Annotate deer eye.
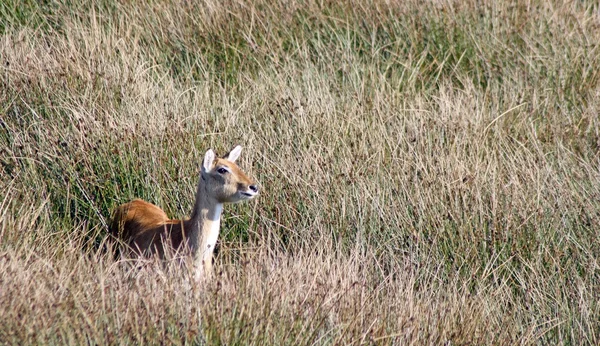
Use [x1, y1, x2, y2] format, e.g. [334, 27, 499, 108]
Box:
[217, 167, 229, 174]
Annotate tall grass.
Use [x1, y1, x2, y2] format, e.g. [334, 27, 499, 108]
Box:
[1, 0, 599, 344]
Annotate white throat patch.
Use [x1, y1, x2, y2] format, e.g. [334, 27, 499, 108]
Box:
[202, 203, 223, 258]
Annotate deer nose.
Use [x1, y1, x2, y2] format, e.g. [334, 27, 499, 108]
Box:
[249, 185, 259, 193]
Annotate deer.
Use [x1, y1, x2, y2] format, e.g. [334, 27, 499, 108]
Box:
[109, 145, 259, 281]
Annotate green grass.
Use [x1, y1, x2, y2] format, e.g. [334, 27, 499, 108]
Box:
[1, 0, 600, 344]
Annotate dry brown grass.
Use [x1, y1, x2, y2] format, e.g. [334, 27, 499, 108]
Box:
[1, 0, 599, 344]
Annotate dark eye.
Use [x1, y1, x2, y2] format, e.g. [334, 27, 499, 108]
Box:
[217, 167, 229, 174]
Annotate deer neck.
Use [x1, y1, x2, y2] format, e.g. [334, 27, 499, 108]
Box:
[187, 174, 223, 272]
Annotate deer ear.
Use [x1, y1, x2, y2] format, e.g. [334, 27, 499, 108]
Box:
[203, 149, 216, 172]
[225, 145, 242, 162]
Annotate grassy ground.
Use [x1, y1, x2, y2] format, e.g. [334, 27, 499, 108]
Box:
[1, 0, 599, 344]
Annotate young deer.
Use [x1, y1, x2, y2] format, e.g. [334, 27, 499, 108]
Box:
[109, 145, 259, 281]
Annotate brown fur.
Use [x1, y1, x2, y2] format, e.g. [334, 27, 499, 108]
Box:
[109, 199, 188, 257]
[109, 148, 258, 273]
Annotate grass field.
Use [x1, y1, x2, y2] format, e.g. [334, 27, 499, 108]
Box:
[1, 0, 599, 344]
